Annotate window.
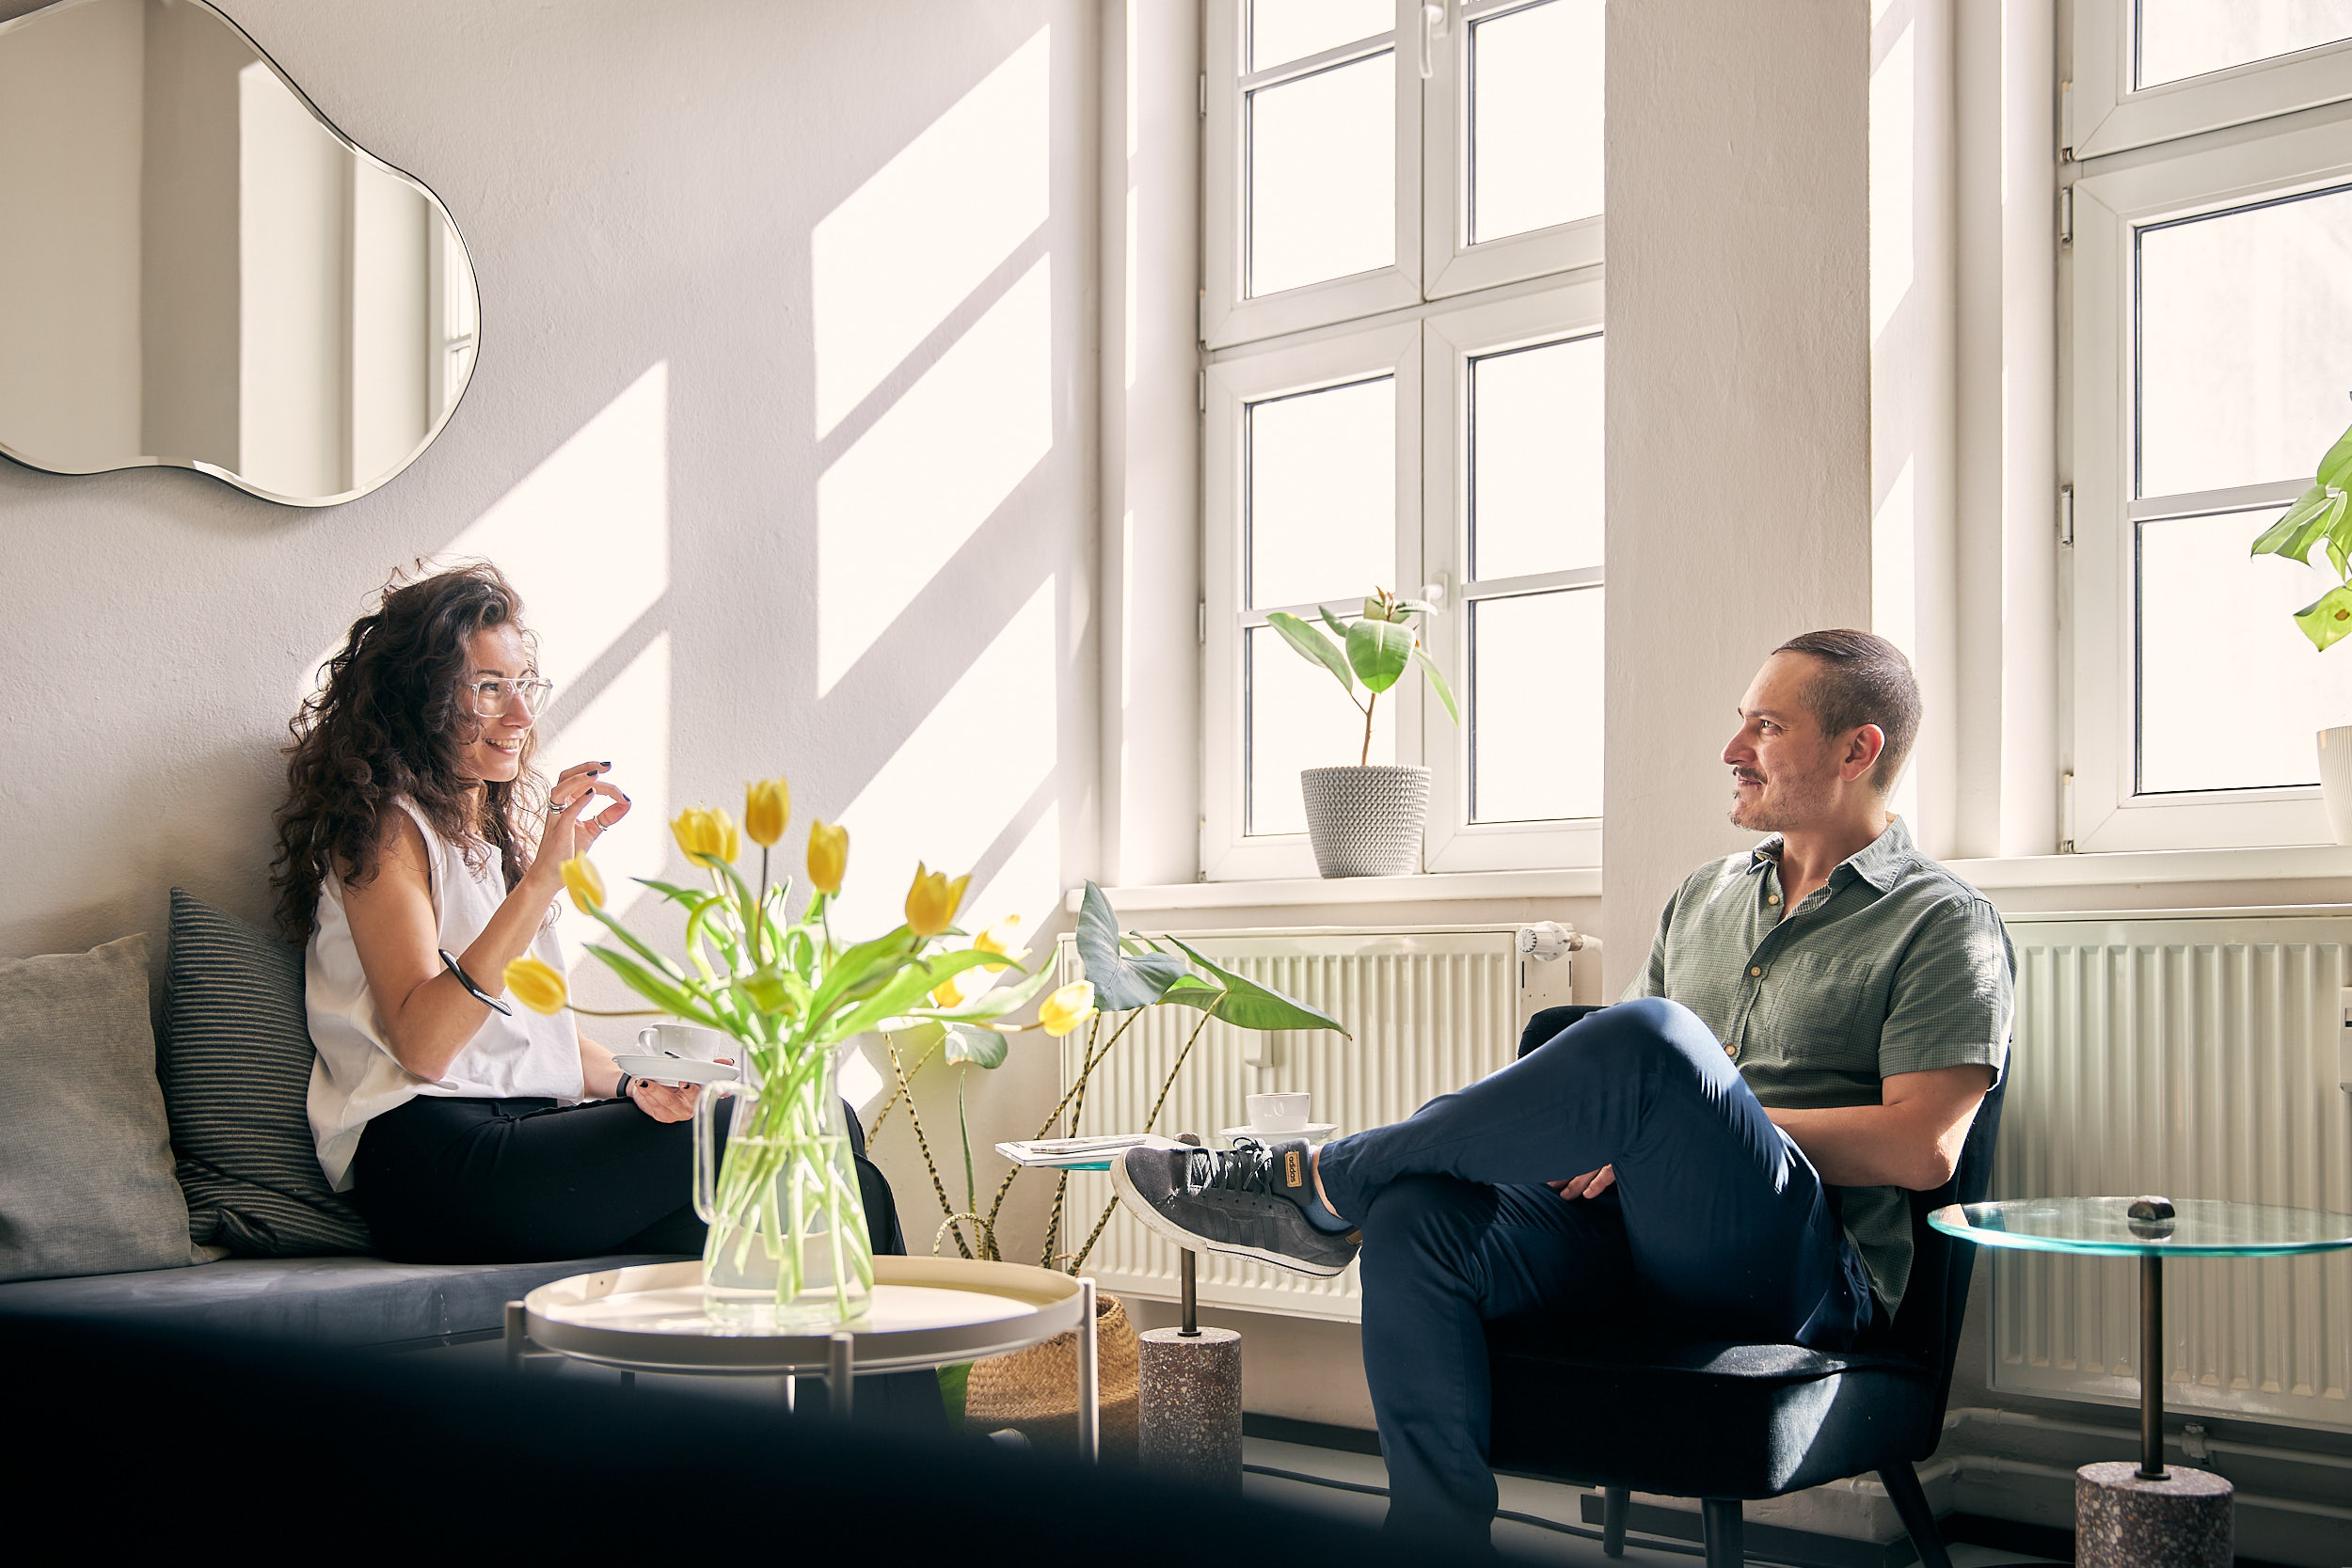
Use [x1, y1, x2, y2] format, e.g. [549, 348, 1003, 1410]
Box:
[1202, 1, 1604, 879]
[2067, 2, 2352, 850]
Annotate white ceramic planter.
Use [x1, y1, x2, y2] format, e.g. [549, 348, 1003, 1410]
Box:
[1300, 765, 1432, 878]
[2319, 727, 2352, 846]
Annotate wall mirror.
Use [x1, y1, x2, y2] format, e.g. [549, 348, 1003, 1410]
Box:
[0, 0, 480, 506]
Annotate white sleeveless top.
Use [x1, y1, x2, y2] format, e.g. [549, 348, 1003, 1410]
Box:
[306, 798, 583, 1191]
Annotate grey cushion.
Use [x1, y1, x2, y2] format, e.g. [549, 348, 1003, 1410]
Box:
[0, 1253, 680, 1346]
[0, 934, 206, 1283]
[160, 889, 370, 1256]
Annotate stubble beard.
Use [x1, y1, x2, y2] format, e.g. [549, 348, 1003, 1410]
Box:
[1727, 768, 1835, 833]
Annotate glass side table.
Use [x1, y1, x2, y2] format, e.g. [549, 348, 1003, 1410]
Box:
[1929, 1196, 2352, 1567]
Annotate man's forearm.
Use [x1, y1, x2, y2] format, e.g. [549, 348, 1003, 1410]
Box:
[1766, 1103, 1945, 1190]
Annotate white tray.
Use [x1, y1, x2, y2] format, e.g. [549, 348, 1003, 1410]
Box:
[519, 1256, 1089, 1375]
[1216, 1123, 1338, 1145]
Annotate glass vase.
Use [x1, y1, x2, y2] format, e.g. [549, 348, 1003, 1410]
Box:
[692, 1046, 873, 1329]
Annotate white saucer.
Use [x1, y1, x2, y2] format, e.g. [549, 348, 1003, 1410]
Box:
[614, 1054, 739, 1086]
[1216, 1123, 1337, 1145]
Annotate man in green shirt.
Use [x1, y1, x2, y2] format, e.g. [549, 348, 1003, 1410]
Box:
[1114, 629, 2013, 1547]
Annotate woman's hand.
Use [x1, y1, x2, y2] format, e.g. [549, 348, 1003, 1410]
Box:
[1549, 1164, 1615, 1202]
[627, 1077, 701, 1123]
[530, 762, 630, 881]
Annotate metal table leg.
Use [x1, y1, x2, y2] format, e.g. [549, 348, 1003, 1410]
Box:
[1077, 1277, 1100, 1465]
[828, 1332, 854, 1420]
[2137, 1253, 2165, 1480]
[503, 1300, 527, 1373]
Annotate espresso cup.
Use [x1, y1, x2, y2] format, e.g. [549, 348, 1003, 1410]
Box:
[1247, 1091, 1312, 1132]
[637, 1022, 731, 1063]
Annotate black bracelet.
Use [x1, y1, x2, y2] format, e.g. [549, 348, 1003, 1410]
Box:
[439, 949, 514, 1016]
[615, 1072, 635, 1101]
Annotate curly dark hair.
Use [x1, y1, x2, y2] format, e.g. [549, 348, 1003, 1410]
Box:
[272, 561, 546, 938]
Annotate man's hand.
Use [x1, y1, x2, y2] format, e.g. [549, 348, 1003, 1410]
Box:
[1550, 1164, 1615, 1202]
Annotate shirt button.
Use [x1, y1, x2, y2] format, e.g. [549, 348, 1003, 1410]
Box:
[1749, 965, 1763, 977]
[1767, 894, 1781, 905]
[1724, 1043, 1737, 1056]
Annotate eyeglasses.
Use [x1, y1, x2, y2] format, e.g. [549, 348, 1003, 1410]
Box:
[461, 676, 555, 717]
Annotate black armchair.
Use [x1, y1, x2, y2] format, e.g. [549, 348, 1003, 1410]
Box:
[1484, 1005, 2005, 1568]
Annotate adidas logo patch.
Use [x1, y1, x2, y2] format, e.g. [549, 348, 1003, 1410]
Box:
[1284, 1149, 1302, 1187]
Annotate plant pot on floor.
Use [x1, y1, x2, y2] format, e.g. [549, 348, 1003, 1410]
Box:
[1301, 764, 1431, 878]
[2320, 726, 2352, 845]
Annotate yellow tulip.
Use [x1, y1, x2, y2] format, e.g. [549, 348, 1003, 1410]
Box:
[975, 914, 1027, 971]
[560, 854, 604, 914]
[904, 862, 971, 939]
[806, 818, 849, 895]
[930, 917, 1028, 1007]
[671, 805, 740, 865]
[744, 777, 790, 848]
[503, 957, 569, 1015]
[1038, 981, 1097, 1038]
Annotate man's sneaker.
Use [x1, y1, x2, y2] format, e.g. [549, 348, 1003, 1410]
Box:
[1109, 1137, 1359, 1276]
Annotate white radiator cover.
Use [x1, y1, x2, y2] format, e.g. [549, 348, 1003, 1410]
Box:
[1053, 927, 1532, 1323]
[1995, 915, 2352, 1433]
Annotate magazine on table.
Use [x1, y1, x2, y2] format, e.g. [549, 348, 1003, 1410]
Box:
[994, 1132, 1190, 1168]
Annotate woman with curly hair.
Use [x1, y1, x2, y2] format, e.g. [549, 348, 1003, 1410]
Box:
[275, 562, 706, 1263]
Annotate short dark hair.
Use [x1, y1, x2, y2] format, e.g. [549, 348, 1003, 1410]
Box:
[1771, 628, 1920, 792]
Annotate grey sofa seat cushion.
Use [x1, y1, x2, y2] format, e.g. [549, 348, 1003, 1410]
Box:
[0, 934, 208, 1283]
[0, 1253, 681, 1346]
[160, 889, 371, 1256]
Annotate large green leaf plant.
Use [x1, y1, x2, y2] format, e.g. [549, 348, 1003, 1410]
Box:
[1264, 586, 1460, 765]
[866, 881, 1347, 1275]
[2250, 417, 2352, 650]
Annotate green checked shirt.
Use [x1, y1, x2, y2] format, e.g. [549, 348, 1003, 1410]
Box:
[1623, 816, 2013, 1315]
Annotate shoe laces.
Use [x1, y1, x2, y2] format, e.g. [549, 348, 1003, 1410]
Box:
[1189, 1136, 1279, 1196]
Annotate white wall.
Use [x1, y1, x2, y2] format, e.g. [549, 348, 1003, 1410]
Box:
[1601, 0, 1875, 997]
[0, 0, 1101, 1259]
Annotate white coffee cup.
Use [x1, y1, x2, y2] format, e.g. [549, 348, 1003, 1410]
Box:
[1247, 1091, 1312, 1132]
[637, 1023, 731, 1063]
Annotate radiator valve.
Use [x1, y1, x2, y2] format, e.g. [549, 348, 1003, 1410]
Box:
[1517, 922, 1581, 961]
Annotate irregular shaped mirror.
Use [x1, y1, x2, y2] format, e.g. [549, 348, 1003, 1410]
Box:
[0, 0, 480, 506]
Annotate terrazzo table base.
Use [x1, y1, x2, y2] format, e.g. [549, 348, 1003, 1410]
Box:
[2074, 1462, 2232, 1568]
[1138, 1325, 1242, 1488]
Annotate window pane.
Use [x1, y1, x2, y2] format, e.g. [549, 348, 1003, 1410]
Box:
[1251, 0, 1392, 71]
[1470, 589, 1603, 822]
[1248, 54, 1395, 296]
[1470, 334, 1603, 579]
[2137, 510, 2352, 793]
[1469, 0, 1603, 245]
[2138, 183, 2352, 498]
[1248, 375, 1395, 608]
[2136, 0, 2352, 88]
[1248, 623, 1395, 835]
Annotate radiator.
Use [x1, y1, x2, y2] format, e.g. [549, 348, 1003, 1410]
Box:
[1994, 915, 2352, 1433]
[1052, 927, 1556, 1323]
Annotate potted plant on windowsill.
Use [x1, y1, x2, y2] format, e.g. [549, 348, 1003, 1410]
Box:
[2249, 414, 2352, 842]
[1265, 586, 1460, 878]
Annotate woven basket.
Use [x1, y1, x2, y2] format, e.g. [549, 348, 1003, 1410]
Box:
[1301, 764, 1431, 878]
[962, 1290, 1140, 1464]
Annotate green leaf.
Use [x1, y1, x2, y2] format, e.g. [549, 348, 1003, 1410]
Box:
[1317, 603, 1352, 643]
[808, 927, 920, 1020]
[914, 953, 1058, 1022]
[1392, 597, 1438, 616]
[943, 1022, 1009, 1069]
[1073, 881, 1190, 1010]
[2295, 582, 2352, 651]
[1164, 937, 1348, 1034]
[1266, 611, 1358, 695]
[633, 878, 722, 910]
[827, 947, 1033, 1041]
[1150, 973, 1230, 1012]
[2289, 490, 2349, 562]
[1413, 644, 1461, 725]
[1345, 616, 1414, 695]
[580, 943, 731, 1032]
[2318, 420, 2352, 492]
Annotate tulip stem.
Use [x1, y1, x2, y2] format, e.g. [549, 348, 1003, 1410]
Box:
[566, 1006, 670, 1018]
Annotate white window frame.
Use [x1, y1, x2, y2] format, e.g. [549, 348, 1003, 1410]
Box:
[2067, 113, 2352, 852]
[2068, 0, 2352, 161]
[1204, 325, 1425, 880]
[1420, 282, 1605, 871]
[1422, 0, 1604, 298]
[1203, 2, 1424, 350]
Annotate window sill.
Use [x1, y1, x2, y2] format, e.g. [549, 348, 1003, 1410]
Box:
[1065, 866, 1601, 916]
[1947, 841, 2352, 905]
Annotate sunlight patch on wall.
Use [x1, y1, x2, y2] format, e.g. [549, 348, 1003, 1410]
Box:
[816, 258, 1054, 694]
[811, 26, 1049, 438]
[546, 631, 670, 970]
[443, 362, 669, 693]
[1873, 456, 1920, 827]
[1868, 20, 1914, 347]
[831, 578, 1057, 934]
[967, 798, 1061, 941]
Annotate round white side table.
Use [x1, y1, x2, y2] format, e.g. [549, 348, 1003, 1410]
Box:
[503, 1255, 1103, 1462]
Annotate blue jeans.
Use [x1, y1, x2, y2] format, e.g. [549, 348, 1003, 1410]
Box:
[1314, 997, 1879, 1545]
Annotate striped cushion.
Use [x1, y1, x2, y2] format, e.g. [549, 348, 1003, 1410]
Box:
[159, 890, 370, 1256]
